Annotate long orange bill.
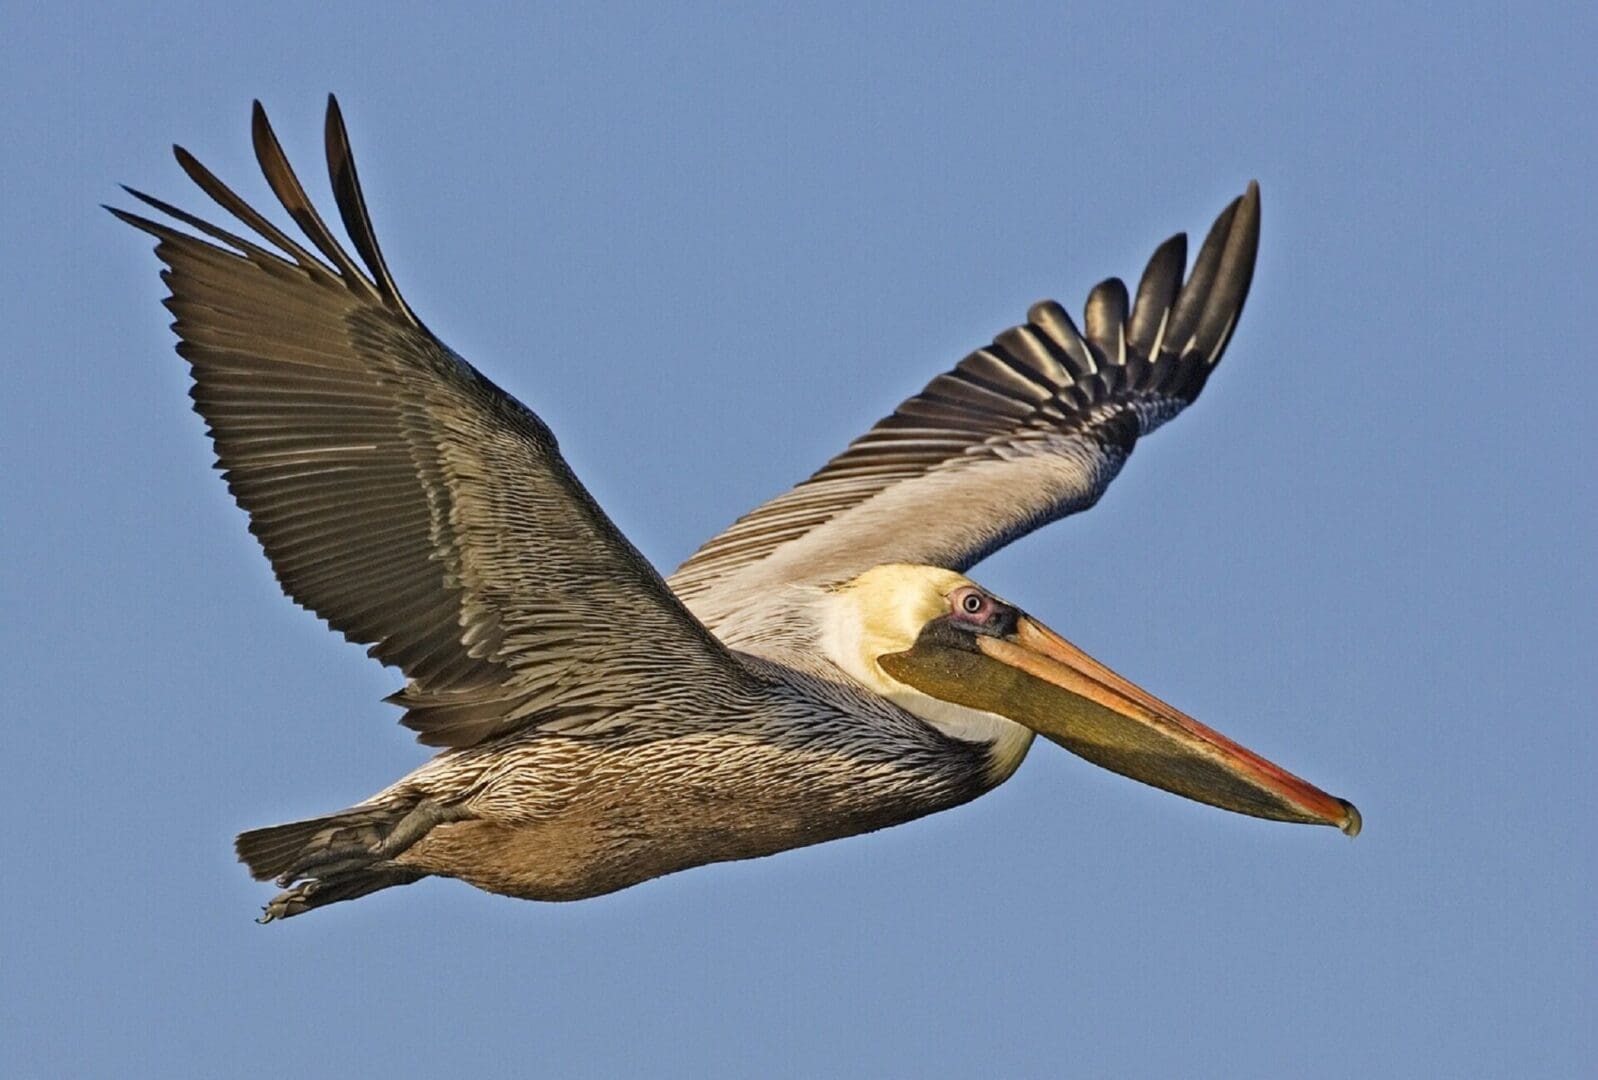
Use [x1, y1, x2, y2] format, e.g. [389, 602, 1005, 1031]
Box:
[882, 615, 1360, 834]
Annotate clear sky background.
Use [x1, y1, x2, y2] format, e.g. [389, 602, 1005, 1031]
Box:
[3, 4, 1592, 1077]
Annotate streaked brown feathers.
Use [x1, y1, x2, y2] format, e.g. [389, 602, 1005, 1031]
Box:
[113, 96, 757, 748]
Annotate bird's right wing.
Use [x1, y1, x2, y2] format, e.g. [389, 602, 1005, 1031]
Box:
[114, 97, 760, 748]
[670, 186, 1259, 626]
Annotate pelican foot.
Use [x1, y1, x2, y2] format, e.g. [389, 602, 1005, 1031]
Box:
[273, 798, 469, 887]
[258, 863, 427, 923]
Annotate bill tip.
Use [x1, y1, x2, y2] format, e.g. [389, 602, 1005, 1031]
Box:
[1337, 799, 1362, 838]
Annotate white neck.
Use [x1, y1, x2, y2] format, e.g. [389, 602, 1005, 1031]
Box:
[816, 589, 1034, 783]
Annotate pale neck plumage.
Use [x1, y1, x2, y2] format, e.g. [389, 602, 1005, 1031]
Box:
[681, 572, 1034, 785]
[812, 572, 1035, 784]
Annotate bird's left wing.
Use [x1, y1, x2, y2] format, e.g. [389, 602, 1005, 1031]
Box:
[114, 97, 761, 748]
[670, 186, 1260, 625]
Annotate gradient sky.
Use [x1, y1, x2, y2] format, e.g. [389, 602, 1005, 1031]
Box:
[4, 4, 1592, 1077]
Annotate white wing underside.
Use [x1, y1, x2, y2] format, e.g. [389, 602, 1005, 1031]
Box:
[676, 435, 1129, 632]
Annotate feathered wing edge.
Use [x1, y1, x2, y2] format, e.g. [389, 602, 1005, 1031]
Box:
[670, 183, 1261, 607]
[112, 97, 760, 748]
[108, 96, 525, 735]
[110, 96, 412, 323]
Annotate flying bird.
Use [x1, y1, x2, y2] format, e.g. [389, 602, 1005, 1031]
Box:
[114, 97, 1359, 921]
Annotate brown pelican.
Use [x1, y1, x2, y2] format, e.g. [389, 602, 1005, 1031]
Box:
[114, 97, 1359, 921]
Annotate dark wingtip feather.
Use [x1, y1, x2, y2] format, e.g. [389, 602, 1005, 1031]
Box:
[1126, 232, 1187, 355]
[169, 137, 336, 281]
[1163, 183, 1259, 367]
[1083, 277, 1129, 366]
[250, 98, 380, 298]
[104, 203, 149, 234]
[117, 183, 280, 262]
[323, 94, 419, 326]
[105, 202, 174, 241]
[1026, 299, 1098, 378]
[1189, 181, 1260, 365]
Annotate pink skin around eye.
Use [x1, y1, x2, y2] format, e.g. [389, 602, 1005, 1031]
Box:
[951, 588, 989, 619]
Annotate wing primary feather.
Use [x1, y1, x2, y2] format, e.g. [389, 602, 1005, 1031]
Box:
[992, 325, 1072, 386]
[250, 100, 381, 302]
[106, 203, 207, 250]
[1165, 189, 1244, 354]
[1026, 300, 1098, 377]
[120, 185, 283, 266]
[323, 94, 421, 326]
[1190, 180, 1260, 364]
[171, 143, 338, 284]
[1127, 233, 1187, 355]
[1083, 278, 1129, 367]
[955, 347, 1054, 403]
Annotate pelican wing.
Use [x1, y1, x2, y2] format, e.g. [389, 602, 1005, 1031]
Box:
[115, 98, 758, 748]
[671, 186, 1260, 618]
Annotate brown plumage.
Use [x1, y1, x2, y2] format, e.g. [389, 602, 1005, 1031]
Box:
[115, 98, 1345, 923]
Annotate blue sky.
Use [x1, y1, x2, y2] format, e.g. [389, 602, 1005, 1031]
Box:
[3, 4, 1592, 1077]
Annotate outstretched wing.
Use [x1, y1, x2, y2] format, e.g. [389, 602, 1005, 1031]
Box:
[115, 97, 759, 748]
[670, 186, 1260, 624]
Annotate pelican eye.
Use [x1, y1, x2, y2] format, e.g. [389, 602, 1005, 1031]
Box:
[951, 587, 996, 619]
[948, 586, 1017, 637]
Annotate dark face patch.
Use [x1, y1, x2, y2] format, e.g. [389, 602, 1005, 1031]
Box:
[911, 588, 1019, 651]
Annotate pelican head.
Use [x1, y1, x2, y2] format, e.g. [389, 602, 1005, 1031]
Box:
[821, 564, 1360, 834]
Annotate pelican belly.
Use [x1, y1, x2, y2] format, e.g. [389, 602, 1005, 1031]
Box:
[390, 721, 996, 901]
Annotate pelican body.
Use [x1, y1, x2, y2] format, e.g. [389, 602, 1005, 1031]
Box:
[115, 99, 1358, 921]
